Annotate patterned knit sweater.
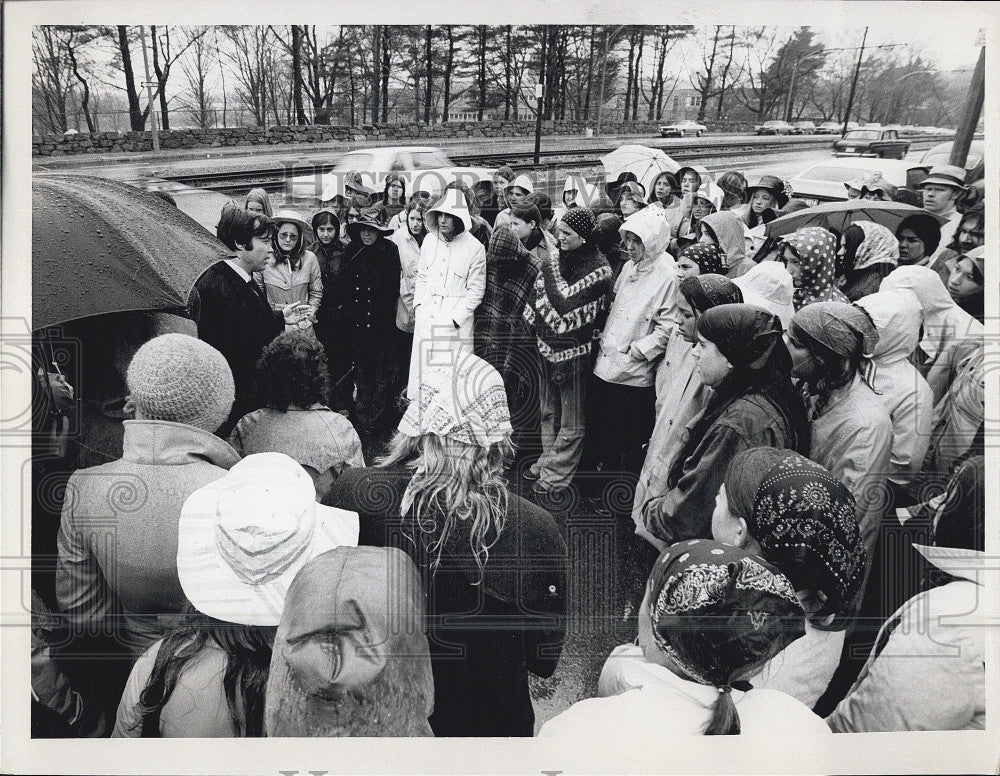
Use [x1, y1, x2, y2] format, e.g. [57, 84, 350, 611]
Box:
[523, 240, 613, 376]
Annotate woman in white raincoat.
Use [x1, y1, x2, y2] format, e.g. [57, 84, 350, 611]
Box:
[407, 188, 487, 399]
[879, 264, 984, 404]
[589, 208, 677, 504]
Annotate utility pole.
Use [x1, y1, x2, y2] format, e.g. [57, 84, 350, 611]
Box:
[949, 43, 985, 169]
[140, 25, 160, 152]
[841, 27, 868, 136]
[534, 27, 547, 164]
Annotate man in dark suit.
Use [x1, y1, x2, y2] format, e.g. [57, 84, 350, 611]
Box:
[189, 205, 308, 435]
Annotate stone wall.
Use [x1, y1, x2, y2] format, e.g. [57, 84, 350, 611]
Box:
[33, 119, 758, 157]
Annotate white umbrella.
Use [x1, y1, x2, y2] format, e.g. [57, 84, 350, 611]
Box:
[600, 144, 681, 194]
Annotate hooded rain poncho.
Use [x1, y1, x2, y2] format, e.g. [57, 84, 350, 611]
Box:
[856, 289, 934, 485]
[880, 264, 984, 403]
[594, 209, 677, 387]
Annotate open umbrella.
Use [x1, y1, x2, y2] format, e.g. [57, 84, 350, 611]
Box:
[600, 144, 680, 195]
[33, 174, 230, 330]
[764, 199, 948, 240]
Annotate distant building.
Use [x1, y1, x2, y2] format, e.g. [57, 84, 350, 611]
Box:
[446, 96, 497, 123]
[661, 89, 705, 121]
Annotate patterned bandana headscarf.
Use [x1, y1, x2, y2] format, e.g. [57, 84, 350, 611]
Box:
[679, 273, 743, 314]
[646, 539, 804, 687]
[783, 226, 845, 310]
[851, 220, 900, 272]
[744, 450, 866, 621]
[398, 351, 512, 446]
[679, 243, 727, 275]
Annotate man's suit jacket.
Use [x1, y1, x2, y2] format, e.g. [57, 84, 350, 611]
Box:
[190, 260, 283, 431]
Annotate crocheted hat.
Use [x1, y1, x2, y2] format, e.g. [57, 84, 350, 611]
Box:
[126, 333, 235, 433]
[561, 207, 596, 239]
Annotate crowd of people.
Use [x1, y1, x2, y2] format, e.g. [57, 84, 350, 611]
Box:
[30, 151, 986, 740]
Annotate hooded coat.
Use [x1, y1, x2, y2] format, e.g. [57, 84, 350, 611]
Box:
[880, 265, 984, 403]
[594, 210, 678, 387]
[408, 194, 487, 398]
[856, 290, 934, 485]
[698, 210, 752, 276]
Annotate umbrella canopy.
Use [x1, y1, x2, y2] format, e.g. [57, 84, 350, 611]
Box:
[33, 174, 230, 330]
[600, 144, 681, 194]
[764, 199, 948, 240]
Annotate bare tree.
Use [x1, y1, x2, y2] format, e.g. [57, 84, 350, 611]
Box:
[32, 27, 72, 133]
[222, 26, 273, 126]
[442, 26, 455, 122]
[179, 26, 215, 128]
[424, 26, 434, 124]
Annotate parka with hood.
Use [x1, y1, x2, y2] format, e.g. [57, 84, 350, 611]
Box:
[594, 209, 677, 387]
[856, 289, 934, 486]
[880, 265, 984, 404]
[408, 191, 487, 398]
[698, 210, 754, 277]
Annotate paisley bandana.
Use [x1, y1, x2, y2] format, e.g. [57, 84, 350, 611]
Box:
[646, 539, 804, 686]
[749, 451, 867, 619]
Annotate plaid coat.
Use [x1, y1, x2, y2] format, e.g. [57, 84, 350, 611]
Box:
[474, 226, 541, 376]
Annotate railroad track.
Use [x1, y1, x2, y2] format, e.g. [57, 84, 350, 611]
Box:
[163, 135, 958, 195]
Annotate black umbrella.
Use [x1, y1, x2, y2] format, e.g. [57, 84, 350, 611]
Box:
[764, 199, 948, 240]
[32, 174, 229, 330]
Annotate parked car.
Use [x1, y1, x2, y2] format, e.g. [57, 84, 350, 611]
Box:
[285, 146, 497, 203]
[832, 128, 910, 159]
[919, 140, 985, 183]
[754, 120, 795, 135]
[814, 121, 842, 135]
[659, 119, 707, 138]
[789, 158, 931, 204]
[790, 121, 817, 135]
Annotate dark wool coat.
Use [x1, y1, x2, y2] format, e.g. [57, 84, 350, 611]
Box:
[327, 465, 568, 737]
[341, 237, 401, 348]
[190, 260, 283, 429]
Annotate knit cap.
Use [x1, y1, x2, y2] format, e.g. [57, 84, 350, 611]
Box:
[561, 207, 596, 239]
[126, 333, 235, 432]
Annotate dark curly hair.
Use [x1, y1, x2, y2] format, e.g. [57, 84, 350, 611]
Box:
[255, 331, 330, 411]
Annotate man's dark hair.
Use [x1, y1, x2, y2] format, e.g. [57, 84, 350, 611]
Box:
[216, 204, 269, 251]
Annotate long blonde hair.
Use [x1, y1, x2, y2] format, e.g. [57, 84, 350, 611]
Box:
[378, 432, 513, 582]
